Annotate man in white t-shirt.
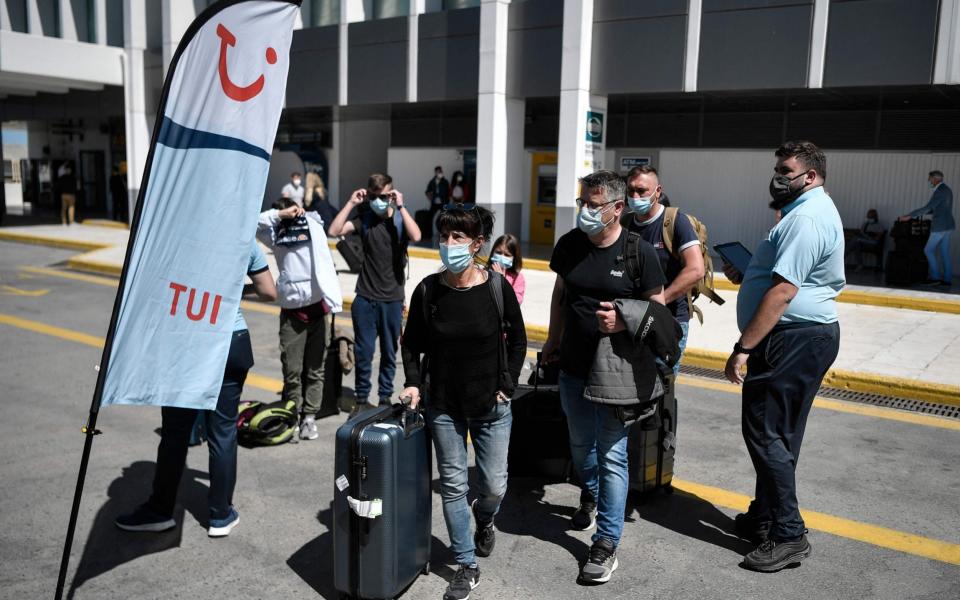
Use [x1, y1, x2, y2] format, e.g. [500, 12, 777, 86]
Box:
[281, 172, 305, 207]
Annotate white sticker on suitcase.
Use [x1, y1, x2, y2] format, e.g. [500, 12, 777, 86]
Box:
[335, 474, 349, 492]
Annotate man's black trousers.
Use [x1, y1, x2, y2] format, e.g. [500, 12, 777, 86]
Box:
[741, 321, 840, 541]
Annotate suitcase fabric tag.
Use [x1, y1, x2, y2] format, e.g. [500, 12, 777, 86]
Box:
[347, 496, 383, 519]
[335, 474, 350, 492]
[663, 431, 676, 451]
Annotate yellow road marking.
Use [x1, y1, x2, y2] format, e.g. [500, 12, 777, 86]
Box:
[22, 266, 118, 287]
[677, 375, 960, 432]
[3, 310, 960, 565]
[0, 314, 104, 348]
[0, 284, 49, 297]
[673, 478, 960, 566]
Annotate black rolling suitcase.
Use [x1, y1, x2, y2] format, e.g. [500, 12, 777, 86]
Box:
[508, 353, 571, 481]
[333, 403, 432, 600]
[885, 251, 912, 286]
[627, 373, 676, 495]
[414, 209, 433, 238]
[337, 234, 364, 273]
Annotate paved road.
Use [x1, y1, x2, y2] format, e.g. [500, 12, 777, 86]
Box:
[0, 241, 958, 600]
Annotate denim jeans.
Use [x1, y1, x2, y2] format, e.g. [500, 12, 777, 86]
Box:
[351, 295, 403, 404]
[427, 401, 512, 567]
[924, 230, 954, 282]
[148, 329, 252, 521]
[558, 372, 630, 548]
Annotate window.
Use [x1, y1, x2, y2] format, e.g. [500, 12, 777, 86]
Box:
[307, 0, 340, 27]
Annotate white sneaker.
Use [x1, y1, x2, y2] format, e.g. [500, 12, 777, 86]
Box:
[300, 416, 319, 440]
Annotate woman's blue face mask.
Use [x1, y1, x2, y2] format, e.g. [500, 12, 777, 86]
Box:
[440, 241, 474, 273]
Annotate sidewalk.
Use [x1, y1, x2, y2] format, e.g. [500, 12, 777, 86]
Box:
[2, 222, 959, 403]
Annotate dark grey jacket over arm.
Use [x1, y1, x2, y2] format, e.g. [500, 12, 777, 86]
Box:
[584, 299, 681, 407]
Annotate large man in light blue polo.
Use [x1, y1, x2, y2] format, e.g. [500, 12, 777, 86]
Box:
[721, 141, 844, 573]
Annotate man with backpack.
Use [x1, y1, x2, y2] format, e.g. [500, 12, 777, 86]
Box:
[624, 165, 711, 374]
[542, 170, 666, 584]
[328, 174, 422, 412]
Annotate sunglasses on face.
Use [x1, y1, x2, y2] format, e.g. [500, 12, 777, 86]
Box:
[442, 202, 477, 211]
[368, 193, 394, 201]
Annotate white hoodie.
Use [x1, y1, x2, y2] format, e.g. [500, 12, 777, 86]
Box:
[257, 210, 343, 312]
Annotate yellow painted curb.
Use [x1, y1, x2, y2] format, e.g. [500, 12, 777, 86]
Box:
[0, 230, 109, 252]
[67, 256, 123, 277]
[80, 219, 130, 230]
[679, 347, 960, 407]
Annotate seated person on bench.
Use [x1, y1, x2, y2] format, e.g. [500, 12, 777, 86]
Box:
[845, 208, 884, 270]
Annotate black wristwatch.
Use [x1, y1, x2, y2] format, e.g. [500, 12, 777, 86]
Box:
[733, 341, 755, 356]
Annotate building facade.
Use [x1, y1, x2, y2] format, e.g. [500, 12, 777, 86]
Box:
[2, 0, 960, 266]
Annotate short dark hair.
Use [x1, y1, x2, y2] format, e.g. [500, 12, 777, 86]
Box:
[367, 173, 393, 193]
[437, 205, 495, 242]
[291, 171, 301, 178]
[491, 233, 523, 273]
[435, 166, 443, 172]
[775, 140, 827, 180]
[929, 170, 944, 179]
[273, 197, 298, 210]
[579, 170, 626, 203]
[625, 165, 659, 181]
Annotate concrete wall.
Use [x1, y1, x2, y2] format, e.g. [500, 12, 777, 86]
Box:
[657, 148, 960, 271]
[386, 146, 465, 213]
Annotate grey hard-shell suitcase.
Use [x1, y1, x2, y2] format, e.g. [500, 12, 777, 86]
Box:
[627, 373, 676, 495]
[333, 403, 432, 599]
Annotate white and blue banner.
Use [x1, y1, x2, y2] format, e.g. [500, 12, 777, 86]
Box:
[100, 0, 300, 409]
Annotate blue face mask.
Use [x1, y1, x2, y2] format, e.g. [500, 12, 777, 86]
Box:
[440, 242, 474, 273]
[492, 253, 513, 269]
[370, 198, 390, 215]
[627, 195, 654, 215]
[577, 204, 612, 236]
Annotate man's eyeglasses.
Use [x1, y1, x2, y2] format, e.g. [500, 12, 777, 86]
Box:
[575, 198, 617, 211]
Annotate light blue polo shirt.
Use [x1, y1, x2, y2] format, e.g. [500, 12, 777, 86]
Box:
[736, 186, 846, 331]
[235, 242, 270, 331]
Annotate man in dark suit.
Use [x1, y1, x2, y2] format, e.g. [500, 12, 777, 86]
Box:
[900, 170, 955, 287]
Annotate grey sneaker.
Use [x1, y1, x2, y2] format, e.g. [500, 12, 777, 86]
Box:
[288, 419, 300, 444]
[580, 539, 618, 584]
[443, 564, 480, 600]
[300, 416, 319, 440]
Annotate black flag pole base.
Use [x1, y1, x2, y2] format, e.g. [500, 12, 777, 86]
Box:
[54, 418, 102, 600]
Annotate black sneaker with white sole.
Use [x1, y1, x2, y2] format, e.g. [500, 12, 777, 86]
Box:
[571, 490, 597, 531]
[742, 534, 812, 572]
[579, 538, 619, 584]
[443, 564, 480, 600]
[471, 499, 496, 557]
[114, 505, 176, 532]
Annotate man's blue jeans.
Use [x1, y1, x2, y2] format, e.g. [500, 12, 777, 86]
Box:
[924, 230, 954, 282]
[427, 401, 512, 567]
[558, 372, 630, 548]
[351, 295, 403, 404]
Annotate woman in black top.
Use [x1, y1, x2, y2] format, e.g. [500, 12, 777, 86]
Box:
[400, 205, 526, 600]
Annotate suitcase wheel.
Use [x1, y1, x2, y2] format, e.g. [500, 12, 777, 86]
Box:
[422, 562, 431, 575]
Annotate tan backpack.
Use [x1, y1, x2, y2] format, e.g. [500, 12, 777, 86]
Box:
[660, 207, 724, 323]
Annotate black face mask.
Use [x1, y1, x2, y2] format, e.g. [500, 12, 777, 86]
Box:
[768, 171, 808, 210]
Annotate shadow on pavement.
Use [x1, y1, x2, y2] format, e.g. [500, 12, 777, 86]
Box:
[626, 488, 754, 555]
[497, 478, 589, 570]
[286, 502, 451, 599]
[67, 460, 210, 599]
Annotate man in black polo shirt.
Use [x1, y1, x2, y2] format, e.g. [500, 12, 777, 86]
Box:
[328, 173, 422, 411]
[624, 165, 704, 373]
[543, 170, 665, 584]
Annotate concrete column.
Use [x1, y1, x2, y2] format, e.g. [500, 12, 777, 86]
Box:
[474, 0, 515, 240]
[95, 0, 107, 44]
[123, 0, 150, 222]
[683, 0, 701, 92]
[556, 0, 606, 244]
[26, 0, 42, 34]
[934, 0, 960, 84]
[161, 0, 196, 76]
[407, 0, 426, 102]
[59, 0, 77, 40]
[807, 0, 829, 88]
[0, 1, 10, 30]
[339, 0, 367, 105]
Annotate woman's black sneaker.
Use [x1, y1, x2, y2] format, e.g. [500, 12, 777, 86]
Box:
[742, 534, 812, 572]
[443, 564, 480, 600]
[471, 500, 496, 557]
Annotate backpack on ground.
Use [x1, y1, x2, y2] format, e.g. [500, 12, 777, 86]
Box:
[237, 398, 298, 446]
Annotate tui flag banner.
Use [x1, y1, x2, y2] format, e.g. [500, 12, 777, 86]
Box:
[100, 0, 300, 409]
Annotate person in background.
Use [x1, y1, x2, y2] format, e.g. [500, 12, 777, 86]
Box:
[845, 208, 884, 271]
[488, 233, 526, 304]
[400, 204, 526, 600]
[328, 174, 422, 413]
[900, 170, 955, 287]
[258, 198, 344, 440]
[110, 165, 128, 223]
[281, 171, 305, 207]
[115, 242, 277, 537]
[59, 163, 78, 226]
[450, 171, 468, 204]
[425, 166, 450, 232]
[305, 171, 338, 233]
